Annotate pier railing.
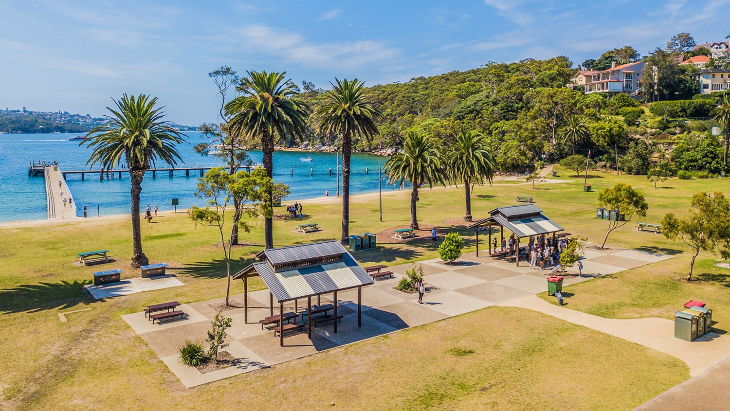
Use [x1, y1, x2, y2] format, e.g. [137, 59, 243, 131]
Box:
[44, 166, 56, 219]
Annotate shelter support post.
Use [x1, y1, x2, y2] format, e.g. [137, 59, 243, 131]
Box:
[270, 292, 273, 317]
[294, 298, 298, 312]
[516, 237, 520, 267]
[279, 302, 284, 347]
[476, 228, 479, 257]
[244, 274, 248, 323]
[333, 291, 338, 334]
[307, 296, 312, 339]
[488, 227, 492, 255]
[501, 228, 504, 252]
[358, 286, 362, 327]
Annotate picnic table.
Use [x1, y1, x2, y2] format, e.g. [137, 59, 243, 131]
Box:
[93, 269, 122, 286]
[140, 263, 168, 278]
[77, 250, 110, 266]
[297, 223, 319, 233]
[145, 301, 180, 319]
[260, 312, 299, 329]
[394, 228, 415, 239]
[309, 304, 335, 316]
[637, 223, 662, 233]
[516, 196, 534, 203]
[365, 264, 393, 279]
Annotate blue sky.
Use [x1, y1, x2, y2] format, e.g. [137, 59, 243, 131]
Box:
[1, 0, 728, 125]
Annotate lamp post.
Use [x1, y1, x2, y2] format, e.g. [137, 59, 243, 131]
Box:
[379, 166, 382, 222]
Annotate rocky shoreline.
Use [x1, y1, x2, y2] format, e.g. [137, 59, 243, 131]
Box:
[277, 142, 399, 157]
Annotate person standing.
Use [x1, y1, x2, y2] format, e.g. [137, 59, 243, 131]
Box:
[501, 238, 506, 252]
[154, 205, 158, 216]
[431, 227, 437, 245]
[493, 237, 498, 253]
[63, 197, 67, 207]
[417, 279, 426, 304]
[529, 248, 536, 269]
[298, 203, 303, 216]
[578, 260, 583, 277]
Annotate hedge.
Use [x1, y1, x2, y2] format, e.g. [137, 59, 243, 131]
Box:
[649, 100, 716, 118]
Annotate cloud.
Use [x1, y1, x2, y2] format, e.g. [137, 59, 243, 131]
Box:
[238, 25, 399, 70]
[319, 9, 342, 20]
[482, 0, 533, 26]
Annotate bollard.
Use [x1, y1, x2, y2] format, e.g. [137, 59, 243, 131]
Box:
[329, 168, 332, 176]
[366, 167, 368, 175]
[97, 205, 100, 217]
[291, 168, 293, 176]
[81, 172, 85, 181]
[83, 206, 87, 218]
[152, 170, 156, 178]
[310, 168, 313, 176]
[169, 170, 173, 178]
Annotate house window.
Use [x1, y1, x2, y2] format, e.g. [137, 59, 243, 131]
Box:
[703, 83, 710, 89]
[625, 73, 633, 81]
[713, 74, 716, 78]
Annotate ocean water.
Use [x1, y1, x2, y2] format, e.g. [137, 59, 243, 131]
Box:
[0, 132, 392, 223]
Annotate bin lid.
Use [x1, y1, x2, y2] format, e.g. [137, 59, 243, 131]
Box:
[684, 300, 705, 308]
[547, 276, 563, 282]
[689, 306, 710, 314]
[681, 309, 702, 317]
[675, 311, 696, 320]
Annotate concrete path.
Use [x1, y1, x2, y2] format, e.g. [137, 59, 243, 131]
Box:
[538, 164, 554, 177]
[44, 166, 79, 220]
[500, 295, 730, 377]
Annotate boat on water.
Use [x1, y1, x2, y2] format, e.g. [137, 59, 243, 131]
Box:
[300, 157, 313, 162]
[68, 135, 87, 141]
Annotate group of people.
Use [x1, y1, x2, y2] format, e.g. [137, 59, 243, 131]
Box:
[493, 233, 572, 270]
[58, 181, 73, 208]
[145, 205, 158, 222]
[287, 202, 303, 218]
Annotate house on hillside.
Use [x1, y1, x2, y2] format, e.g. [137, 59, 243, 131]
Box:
[568, 70, 597, 89]
[583, 61, 644, 97]
[694, 41, 730, 59]
[681, 55, 710, 68]
[699, 68, 730, 94]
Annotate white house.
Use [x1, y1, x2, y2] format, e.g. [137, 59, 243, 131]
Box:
[694, 42, 730, 59]
[583, 61, 644, 96]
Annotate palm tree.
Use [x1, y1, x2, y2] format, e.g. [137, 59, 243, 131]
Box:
[712, 95, 730, 167]
[561, 115, 589, 154]
[83, 94, 185, 267]
[225, 71, 309, 249]
[317, 79, 382, 243]
[448, 128, 496, 222]
[385, 132, 446, 229]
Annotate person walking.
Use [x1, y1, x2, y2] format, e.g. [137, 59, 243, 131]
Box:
[417, 279, 426, 304]
[63, 197, 67, 207]
[298, 203, 303, 216]
[431, 227, 437, 245]
[154, 205, 158, 216]
[578, 260, 583, 277]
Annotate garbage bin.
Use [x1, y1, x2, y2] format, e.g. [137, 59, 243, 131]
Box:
[547, 275, 564, 296]
[609, 210, 618, 221]
[684, 300, 705, 308]
[690, 306, 713, 333]
[684, 309, 705, 337]
[675, 311, 699, 341]
[584, 185, 591, 192]
[596, 207, 605, 219]
[349, 235, 362, 251]
[552, 171, 557, 177]
[365, 233, 376, 249]
[603, 209, 610, 219]
[361, 234, 370, 249]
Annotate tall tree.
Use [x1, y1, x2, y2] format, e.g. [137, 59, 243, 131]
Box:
[527, 88, 581, 148]
[712, 94, 730, 167]
[84, 94, 185, 267]
[667, 33, 696, 54]
[662, 192, 730, 280]
[560, 115, 589, 154]
[317, 78, 382, 243]
[597, 183, 648, 249]
[225, 71, 309, 249]
[385, 132, 446, 229]
[447, 128, 495, 221]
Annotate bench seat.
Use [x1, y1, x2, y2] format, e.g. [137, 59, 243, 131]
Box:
[313, 315, 344, 327]
[145, 301, 180, 318]
[150, 310, 186, 324]
[370, 271, 393, 279]
[274, 322, 305, 337]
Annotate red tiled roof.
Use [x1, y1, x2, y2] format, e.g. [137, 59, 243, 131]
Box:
[606, 61, 642, 71]
[681, 55, 710, 64]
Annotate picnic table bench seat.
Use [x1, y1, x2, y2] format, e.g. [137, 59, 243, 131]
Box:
[274, 322, 305, 337]
[145, 301, 180, 318]
[313, 314, 343, 327]
[260, 312, 299, 329]
[150, 310, 186, 324]
[297, 223, 320, 233]
[78, 250, 110, 265]
[394, 228, 415, 239]
[370, 271, 394, 280]
[516, 196, 534, 203]
[637, 223, 662, 233]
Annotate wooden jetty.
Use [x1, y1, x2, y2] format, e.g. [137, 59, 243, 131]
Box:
[28, 161, 52, 176]
[60, 164, 254, 181]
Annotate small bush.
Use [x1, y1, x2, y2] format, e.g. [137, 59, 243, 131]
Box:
[439, 232, 464, 263]
[694, 171, 711, 179]
[678, 170, 692, 180]
[665, 129, 677, 135]
[179, 340, 206, 367]
[396, 265, 424, 292]
[396, 277, 412, 292]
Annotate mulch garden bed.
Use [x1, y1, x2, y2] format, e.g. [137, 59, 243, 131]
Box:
[376, 224, 440, 244]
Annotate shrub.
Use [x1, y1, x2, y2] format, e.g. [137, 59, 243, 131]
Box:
[207, 312, 232, 362]
[396, 277, 412, 292]
[610, 93, 639, 109]
[665, 129, 677, 135]
[678, 170, 692, 179]
[649, 100, 716, 118]
[396, 264, 424, 292]
[618, 107, 644, 126]
[179, 340, 206, 367]
[439, 232, 464, 263]
[694, 171, 711, 179]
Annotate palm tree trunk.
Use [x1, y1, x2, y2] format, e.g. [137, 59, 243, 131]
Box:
[262, 133, 274, 249]
[341, 132, 352, 244]
[410, 184, 419, 230]
[724, 131, 728, 167]
[130, 169, 149, 267]
[463, 178, 472, 222]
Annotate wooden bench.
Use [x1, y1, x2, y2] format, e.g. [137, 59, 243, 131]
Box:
[490, 251, 509, 259]
[637, 223, 662, 233]
[78, 250, 110, 265]
[297, 223, 319, 233]
[260, 312, 299, 329]
[274, 322, 305, 337]
[150, 310, 186, 324]
[370, 271, 393, 280]
[145, 301, 180, 319]
[93, 269, 122, 286]
[516, 196, 534, 203]
[313, 315, 343, 327]
[140, 263, 168, 278]
[394, 228, 415, 239]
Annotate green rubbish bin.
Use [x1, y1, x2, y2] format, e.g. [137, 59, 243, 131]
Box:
[361, 234, 370, 249]
[684, 309, 705, 337]
[349, 235, 362, 251]
[597, 207, 605, 219]
[552, 171, 557, 177]
[365, 233, 376, 249]
[675, 311, 699, 341]
[547, 275, 563, 296]
[584, 185, 591, 192]
[690, 306, 713, 334]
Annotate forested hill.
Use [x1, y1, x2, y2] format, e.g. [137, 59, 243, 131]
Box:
[0, 112, 89, 133]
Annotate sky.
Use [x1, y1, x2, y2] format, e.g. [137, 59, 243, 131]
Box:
[1, 0, 729, 125]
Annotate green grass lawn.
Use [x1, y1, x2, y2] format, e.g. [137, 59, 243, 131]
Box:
[0, 168, 726, 409]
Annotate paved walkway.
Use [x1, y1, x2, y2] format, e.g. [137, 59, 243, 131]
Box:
[501, 295, 730, 377]
[123, 246, 678, 388]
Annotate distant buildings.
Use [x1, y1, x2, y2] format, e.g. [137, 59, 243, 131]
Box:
[699, 68, 730, 94]
[681, 55, 710, 68]
[580, 61, 644, 96]
[693, 41, 730, 59]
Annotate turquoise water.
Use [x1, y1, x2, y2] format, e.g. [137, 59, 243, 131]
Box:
[0, 132, 392, 222]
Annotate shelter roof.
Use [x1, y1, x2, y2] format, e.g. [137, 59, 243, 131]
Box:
[256, 240, 345, 265]
[469, 204, 563, 238]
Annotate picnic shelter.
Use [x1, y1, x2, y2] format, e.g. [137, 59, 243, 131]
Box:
[467, 204, 564, 266]
[233, 240, 374, 346]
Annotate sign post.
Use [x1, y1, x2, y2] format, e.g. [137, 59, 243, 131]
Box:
[172, 198, 179, 213]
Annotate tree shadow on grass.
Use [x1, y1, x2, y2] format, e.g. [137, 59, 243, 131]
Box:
[696, 272, 730, 288]
[634, 246, 683, 256]
[0, 280, 94, 314]
[177, 256, 256, 280]
[352, 245, 422, 264]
